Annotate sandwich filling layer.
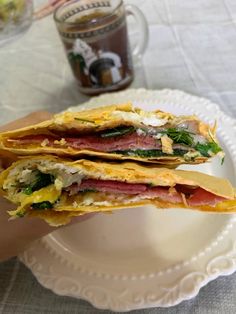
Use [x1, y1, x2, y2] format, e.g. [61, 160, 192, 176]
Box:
[1, 158, 229, 219]
[5, 124, 222, 161]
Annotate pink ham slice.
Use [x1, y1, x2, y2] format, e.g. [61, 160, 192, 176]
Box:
[68, 179, 148, 195]
[68, 179, 182, 204]
[68, 180, 227, 206]
[142, 187, 183, 203]
[8, 133, 162, 152]
[188, 188, 226, 206]
[65, 133, 161, 151]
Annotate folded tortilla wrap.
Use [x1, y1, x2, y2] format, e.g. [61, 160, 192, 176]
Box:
[0, 156, 235, 226]
[0, 103, 223, 165]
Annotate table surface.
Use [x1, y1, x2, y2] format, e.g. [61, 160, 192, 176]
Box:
[1, 0, 236, 313]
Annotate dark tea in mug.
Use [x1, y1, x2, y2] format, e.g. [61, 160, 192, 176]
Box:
[54, 0, 134, 95]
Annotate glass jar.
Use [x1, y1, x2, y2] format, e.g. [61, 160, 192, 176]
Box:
[0, 0, 33, 45]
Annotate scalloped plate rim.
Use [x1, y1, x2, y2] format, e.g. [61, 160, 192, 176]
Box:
[19, 88, 236, 311]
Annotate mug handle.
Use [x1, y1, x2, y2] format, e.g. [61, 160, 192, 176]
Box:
[125, 4, 149, 58]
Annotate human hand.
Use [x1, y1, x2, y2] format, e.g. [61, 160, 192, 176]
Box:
[0, 111, 95, 262]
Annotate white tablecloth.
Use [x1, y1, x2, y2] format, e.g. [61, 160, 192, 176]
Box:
[1, 0, 236, 313]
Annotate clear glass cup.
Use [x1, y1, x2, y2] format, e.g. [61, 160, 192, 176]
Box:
[0, 0, 33, 45]
[54, 0, 148, 95]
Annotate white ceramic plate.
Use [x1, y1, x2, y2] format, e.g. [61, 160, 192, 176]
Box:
[19, 89, 236, 312]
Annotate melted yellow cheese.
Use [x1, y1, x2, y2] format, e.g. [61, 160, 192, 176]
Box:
[8, 185, 61, 217]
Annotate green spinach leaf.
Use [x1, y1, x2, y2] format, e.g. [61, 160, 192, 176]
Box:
[16, 211, 26, 218]
[31, 201, 53, 210]
[100, 126, 135, 138]
[195, 142, 222, 157]
[112, 149, 188, 158]
[23, 172, 55, 195]
[163, 128, 194, 146]
[74, 117, 95, 124]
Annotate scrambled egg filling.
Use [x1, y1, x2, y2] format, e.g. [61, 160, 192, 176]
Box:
[112, 110, 168, 127]
[161, 135, 173, 154]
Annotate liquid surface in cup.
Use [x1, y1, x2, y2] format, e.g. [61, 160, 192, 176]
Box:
[58, 7, 133, 94]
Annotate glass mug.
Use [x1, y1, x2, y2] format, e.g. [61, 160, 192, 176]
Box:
[54, 0, 148, 95]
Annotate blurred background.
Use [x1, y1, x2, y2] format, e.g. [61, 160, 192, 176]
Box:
[0, 0, 236, 121]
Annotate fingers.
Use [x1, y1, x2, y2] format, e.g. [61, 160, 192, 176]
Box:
[0, 111, 53, 169]
[0, 150, 18, 170]
[0, 111, 53, 132]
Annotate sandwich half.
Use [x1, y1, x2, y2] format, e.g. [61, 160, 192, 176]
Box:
[0, 156, 235, 226]
[0, 103, 223, 165]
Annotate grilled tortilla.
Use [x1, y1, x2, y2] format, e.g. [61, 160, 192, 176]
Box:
[0, 156, 235, 226]
[0, 103, 223, 165]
